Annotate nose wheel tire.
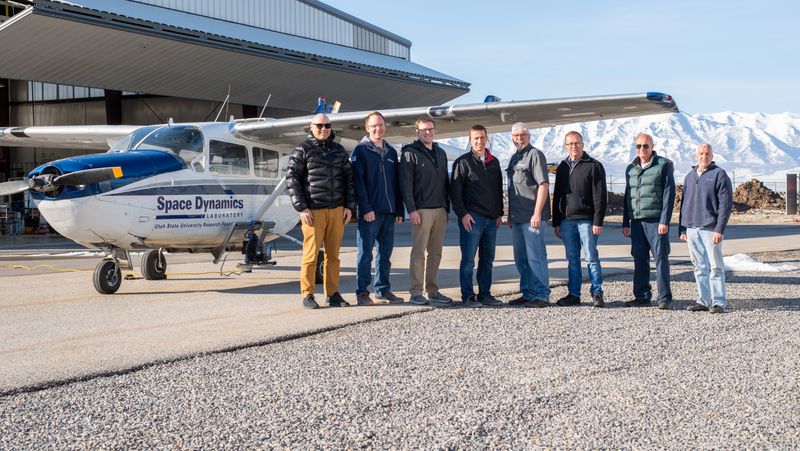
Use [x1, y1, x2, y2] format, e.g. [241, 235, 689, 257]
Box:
[141, 249, 168, 280]
[94, 259, 122, 294]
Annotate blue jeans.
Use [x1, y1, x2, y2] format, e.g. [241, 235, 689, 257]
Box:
[560, 219, 603, 298]
[511, 222, 551, 301]
[356, 214, 395, 295]
[458, 212, 497, 301]
[630, 218, 672, 302]
[686, 227, 727, 307]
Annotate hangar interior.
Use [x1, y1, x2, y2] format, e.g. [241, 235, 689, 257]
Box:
[0, 0, 469, 234]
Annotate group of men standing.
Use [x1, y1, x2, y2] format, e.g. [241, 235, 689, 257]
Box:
[285, 112, 733, 314]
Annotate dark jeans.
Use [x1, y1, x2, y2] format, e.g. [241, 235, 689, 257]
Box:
[458, 212, 497, 301]
[356, 214, 395, 295]
[630, 218, 672, 302]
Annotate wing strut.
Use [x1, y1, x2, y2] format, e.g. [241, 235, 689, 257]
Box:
[211, 177, 288, 264]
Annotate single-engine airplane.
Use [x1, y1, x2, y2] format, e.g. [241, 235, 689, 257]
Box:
[0, 92, 678, 294]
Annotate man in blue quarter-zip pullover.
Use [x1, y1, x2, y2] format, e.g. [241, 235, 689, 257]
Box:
[351, 111, 405, 306]
[679, 144, 733, 314]
[622, 133, 676, 310]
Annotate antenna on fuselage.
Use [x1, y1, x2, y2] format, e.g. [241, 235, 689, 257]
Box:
[258, 93, 273, 120]
[214, 86, 231, 122]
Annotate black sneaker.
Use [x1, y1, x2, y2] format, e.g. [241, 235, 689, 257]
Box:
[508, 296, 529, 306]
[461, 295, 482, 308]
[326, 292, 350, 307]
[376, 290, 404, 304]
[591, 293, 605, 308]
[710, 305, 725, 314]
[624, 298, 652, 307]
[556, 294, 581, 306]
[657, 299, 672, 310]
[303, 295, 319, 310]
[524, 299, 550, 308]
[477, 295, 503, 307]
[688, 303, 709, 312]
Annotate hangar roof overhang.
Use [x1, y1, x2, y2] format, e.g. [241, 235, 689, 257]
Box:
[0, 0, 470, 113]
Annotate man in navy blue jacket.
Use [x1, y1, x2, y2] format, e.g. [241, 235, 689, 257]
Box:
[678, 144, 733, 313]
[351, 112, 405, 305]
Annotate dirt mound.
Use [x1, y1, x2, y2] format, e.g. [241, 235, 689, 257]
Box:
[674, 184, 683, 212]
[733, 179, 785, 211]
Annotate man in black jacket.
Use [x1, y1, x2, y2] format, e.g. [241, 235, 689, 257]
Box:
[552, 131, 607, 307]
[399, 117, 453, 306]
[451, 125, 504, 306]
[286, 113, 356, 309]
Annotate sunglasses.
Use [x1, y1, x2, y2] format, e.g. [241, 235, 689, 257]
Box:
[635, 144, 651, 150]
[312, 123, 332, 129]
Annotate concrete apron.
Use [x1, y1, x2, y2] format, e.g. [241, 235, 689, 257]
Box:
[1, 224, 798, 393]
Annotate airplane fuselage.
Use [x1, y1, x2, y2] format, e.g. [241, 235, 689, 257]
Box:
[28, 122, 299, 251]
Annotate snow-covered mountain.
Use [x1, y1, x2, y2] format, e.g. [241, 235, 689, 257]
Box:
[440, 112, 800, 189]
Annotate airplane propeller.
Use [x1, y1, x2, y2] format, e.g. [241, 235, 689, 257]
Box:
[0, 180, 29, 196]
[0, 166, 123, 196]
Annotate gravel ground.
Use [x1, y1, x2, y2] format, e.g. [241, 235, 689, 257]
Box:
[1, 263, 799, 449]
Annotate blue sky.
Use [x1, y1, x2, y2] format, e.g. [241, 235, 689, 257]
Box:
[325, 0, 798, 114]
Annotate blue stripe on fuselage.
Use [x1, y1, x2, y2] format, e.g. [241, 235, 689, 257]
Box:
[156, 214, 206, 220]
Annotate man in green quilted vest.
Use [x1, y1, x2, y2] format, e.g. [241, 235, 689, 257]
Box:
[622, 133, 676, 310]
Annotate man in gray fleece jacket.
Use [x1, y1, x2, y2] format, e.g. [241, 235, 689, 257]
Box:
[678, 144, 733, 314]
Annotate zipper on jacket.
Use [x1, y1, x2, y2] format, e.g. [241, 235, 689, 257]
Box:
[380, 149, 392, 212]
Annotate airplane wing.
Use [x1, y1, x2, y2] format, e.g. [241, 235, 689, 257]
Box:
[0, 125, 139, 150]
[234, 92, 678, 144]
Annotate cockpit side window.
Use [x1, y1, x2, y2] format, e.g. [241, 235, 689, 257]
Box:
[209, 140, 250, 176]
[253, 147, 279, 178]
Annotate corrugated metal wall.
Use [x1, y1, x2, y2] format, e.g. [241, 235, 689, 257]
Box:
[130, 0, 410, 59]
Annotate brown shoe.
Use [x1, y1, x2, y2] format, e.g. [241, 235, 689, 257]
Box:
[508, 296, 529, 306]
[357, 292, 375, 306]
[376, 290, 404, 304]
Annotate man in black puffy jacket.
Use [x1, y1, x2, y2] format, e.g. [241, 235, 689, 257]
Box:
[286, 113, 356, 309]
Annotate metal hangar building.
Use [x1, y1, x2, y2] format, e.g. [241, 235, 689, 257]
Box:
[0, 0, 470, 180]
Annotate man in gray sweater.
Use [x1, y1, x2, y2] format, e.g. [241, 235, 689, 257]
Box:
[678, 144, 733, 314]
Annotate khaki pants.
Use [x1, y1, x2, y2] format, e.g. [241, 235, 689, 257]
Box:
[409, 207, 447, 296]
[300, 207, 345, 297]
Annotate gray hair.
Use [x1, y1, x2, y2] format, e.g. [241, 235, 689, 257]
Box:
[511, 122, 530, 134]
[697, 143, 713, 152]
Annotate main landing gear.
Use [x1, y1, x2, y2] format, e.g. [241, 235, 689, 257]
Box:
[93, 247, 168, 294]
[141, 248, 167, 280]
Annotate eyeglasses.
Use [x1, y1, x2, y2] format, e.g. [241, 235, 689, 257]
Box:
[416, 128, 435, 133]
[312, 123, 332, 129]
[367, 123, 385, 129]
[565, 142, 583, 147]
[635, 144, 651, 150]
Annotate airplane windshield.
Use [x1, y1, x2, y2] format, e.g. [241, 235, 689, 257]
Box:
[109, 125, 205, 170]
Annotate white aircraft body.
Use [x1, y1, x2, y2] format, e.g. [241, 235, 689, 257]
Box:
[0, 92, 679, 294]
